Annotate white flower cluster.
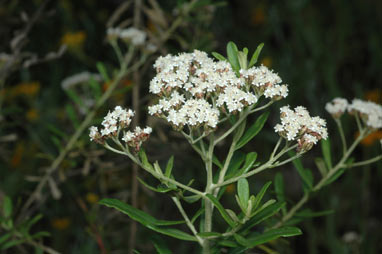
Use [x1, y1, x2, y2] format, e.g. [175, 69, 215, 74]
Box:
[148, 50, 288, 130]
[89, 106, 152, 151]
[348, 99, 382, 129]
[274, 106, 328, 152]
[106, 27, 146, 46]
[325, 97, 348, 117]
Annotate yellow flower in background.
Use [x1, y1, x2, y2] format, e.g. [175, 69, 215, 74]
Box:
[251, 5, 266, 26]
[60, 31, 86, 48]
[26, 108, 39, 122]
[365, 89, 381, 103]
[360, 131, 382, 146]
[261, 57, 272, 68]
[85, 193, 99, 204]
[9, 81, 40, 98]
[225, 184, 236, 194]
[51, 217, 71, 230]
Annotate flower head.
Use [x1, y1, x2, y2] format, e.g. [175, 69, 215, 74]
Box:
[148, 50, 288, 131]
[274, 105, 328, 152]
[89, 106, 151, 151]
[348, 99, 382, 129]
[325, 97, 348, 118]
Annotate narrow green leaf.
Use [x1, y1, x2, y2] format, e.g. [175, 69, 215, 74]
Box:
[165, 156, 174, 178]
[295, 209, 334, 218]
[213, 154, 223, 169]
[152, 236, 172, 254]
[96, 62, 110, 82]
[197, 232, 222, 238]
[253, 181, 272, 210]
[99, 199, 184, 226]
[241, 202, 285, 233]
[139, 149, 154, 171]
[212, 52, 226, 61]
[239, 227, 302, 248]
[226, 41, 240, 74]
[248, 43, 264, 68]
[65, 89, 85, 109]
[236, 112, 270, 149]
[1, 239, 26, 250]
[3, 196, 12, 218]
[235, 152, 257, 177]
[65, 104, 80, 128]
[274, 173, 286, 215]
[218, 240, 239, 248]
[289, 151, 313, 191]
[321, 138, 332, 169]
[206, 194, 236, 227]
[315, 157, 328, 177]
[88, 77, 102, 100]
[225, 151, 246, 179]
[234, 233, 248, 246]
[237, 179, 249, 210]
[152, 227, 197, 242]
[182, 194, 201, 204]
[138, 177, 174, 193]
[191, 208, 204, 224]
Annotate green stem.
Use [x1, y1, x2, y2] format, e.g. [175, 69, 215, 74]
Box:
[335, 118, 347, 156]
[347, 155, 382, 168]
[172, 197, 204, 246]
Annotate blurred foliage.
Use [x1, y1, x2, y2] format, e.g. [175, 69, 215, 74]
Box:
[0, 0, 381, 253]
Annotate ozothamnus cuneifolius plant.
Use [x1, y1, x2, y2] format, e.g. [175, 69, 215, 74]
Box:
[89, 42, 382, 253]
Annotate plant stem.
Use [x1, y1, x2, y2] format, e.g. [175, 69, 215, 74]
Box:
[335, 118, 347, 156]
[172, 197, 204, 245]
[347, 155, 382, 168]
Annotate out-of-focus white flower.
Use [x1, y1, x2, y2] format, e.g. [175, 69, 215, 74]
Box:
[325, 97, 348, 118]
[120, 28, 146, 46]
[61, 72, 102, 90]
[274, 105, 328, 152]
[348, 99, 382, 129]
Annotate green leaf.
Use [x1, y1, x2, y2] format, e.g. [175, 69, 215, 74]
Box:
[237, 227, 302, 248]
[137, 177, 175, 193]
[225, 151, 246, 179]
[197, 232, 222, 238]
[295, 209, 334, 218]
[182, 194, 201, 204]
[152, 236, 172, 254]
[191, 208, 204, 224]
[65, 89, 85, 109]
[96, 62, 110, 82]
[321, 138, 332, 169]
[289, 151, 313, 192]
[99, 199, 185, 226]
[218, 240, 239, 248]
[253, 181, 272, 210]
[241, 202, 285, 233]
[226, 41, 240, 74]
[213, 154, 223, 169]
[165, 156, 174, 178]
[248, 43, 264, 68]
[212, 52, 226, 61]
[3, 196, 12, 218]
[315, 157, 328, 177]
[1, 239, 26, 250]
[274, 173, 286, 215]
[237, 179, 249, 210]
[206, 194, 236, 227]
[236, 111, 270, 149]
[234, 152, 257, 177]
[153, 228, 197, 242]
[89, 77, 102, 100]
[65, 104, 80, 128]
[324, 158, 354, 186]
[139, 149, 154, 171]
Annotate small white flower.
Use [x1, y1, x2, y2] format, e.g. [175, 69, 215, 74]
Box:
[120, 28, 146, 46]
[348, 99, 382, 129]
[325, 98, 348, 117]
[122, 131, 135, 142]
[89, 126, 99, 141]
